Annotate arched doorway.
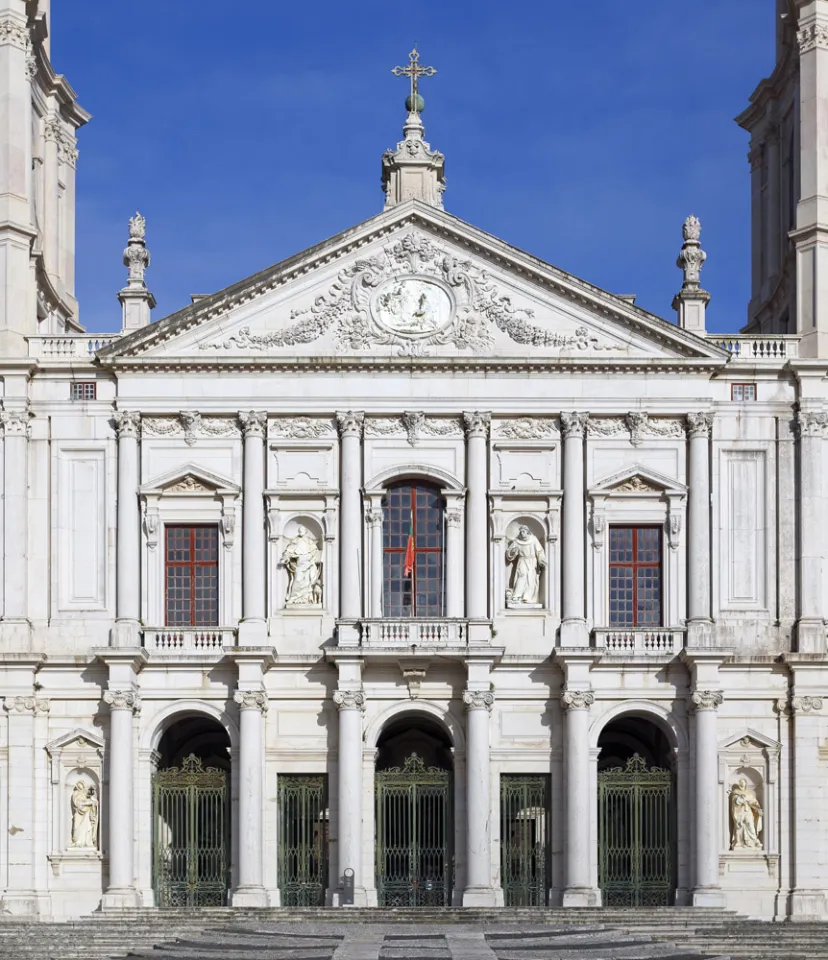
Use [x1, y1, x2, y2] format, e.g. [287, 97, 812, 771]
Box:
[597, 716, 676, 907]
[153, 716, 230, 907]
[375, 714, 453, 906]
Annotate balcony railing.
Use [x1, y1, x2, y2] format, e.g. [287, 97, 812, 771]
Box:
[143, 627, 237, 654]
[360, 619, 468, 648]
[712, 335, 799, 361]
[27, 334, 120, 360]
[594, 627, 685, 655]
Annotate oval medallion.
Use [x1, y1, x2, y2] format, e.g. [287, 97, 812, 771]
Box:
[371, 277, 454, 339]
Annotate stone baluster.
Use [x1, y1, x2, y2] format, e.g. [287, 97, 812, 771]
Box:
[239, 411, 268, 645]
[463, 412, 490, 639]
[560, 413, 589, 647]
[462, 689, 497, 905]
[561, 689, 595, 905]
[113, 411, 141, 647]
[232, 690, 268, 906]
[102, 688, 141, 908]
[337, 413, 364, 644]
[333, 688, 365, 904]
[690, 689, 725, 907]
[686, 413, 713, 647]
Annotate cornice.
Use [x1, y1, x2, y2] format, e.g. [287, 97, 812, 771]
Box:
[98, 203, 727, 365]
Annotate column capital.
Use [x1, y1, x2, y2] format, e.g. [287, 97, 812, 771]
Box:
[366, 508, 383, 528]
[446, 509, 463, 529]
[104, 689, 141, 712]
[794, 407, 828, 438]
[334, 689, 365, 711]
[462, 411, 491, 439]
[0, 403, 34, 438]
[336, 410, 364, 438]
[113, 410, 141, 440]
[798, 22, 828, 53]
[792, 695, 824, 713]
[685, 412, 713, 439]
[234, 689, 268, 713]
[3, 696, 49, 715]
[561, 689, 594, 711]
[238, 410, 267, 438]
[560, 412, 588, 439]
[462, 689, 494, 711]
[691, 689, 723, 711]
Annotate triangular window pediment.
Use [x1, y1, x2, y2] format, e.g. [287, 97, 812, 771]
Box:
[591, 464, 687, 498]
[140, 464, 240, 498]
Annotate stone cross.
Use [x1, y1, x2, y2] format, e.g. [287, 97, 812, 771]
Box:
[392, 46, 436, 111]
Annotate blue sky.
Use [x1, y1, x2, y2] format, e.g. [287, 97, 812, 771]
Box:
[54, 2, 774, 335]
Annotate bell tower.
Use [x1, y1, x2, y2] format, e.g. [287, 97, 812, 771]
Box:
[0, 0, 88, 357]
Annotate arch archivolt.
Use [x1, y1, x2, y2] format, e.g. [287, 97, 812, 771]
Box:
[364, 463, 465, 496]
[363, 699, 465, 753]
[140, 699, 240, 754]
[588, 699, 688, 754]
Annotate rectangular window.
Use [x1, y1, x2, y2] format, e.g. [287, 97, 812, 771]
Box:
[383, 484, 444, 618]
[731, 383, 757, 402]
[165, 525, 219, 626]
[609, 526, 662, 627]
[71, 382, 96, 401]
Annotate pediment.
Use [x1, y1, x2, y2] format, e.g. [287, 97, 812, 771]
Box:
[591, 464, 687, 497]
[719, 730, 781, 753]
[98, 203, 728, 369]
[46, 728, 105, 758]
[140, 464, 240, 497]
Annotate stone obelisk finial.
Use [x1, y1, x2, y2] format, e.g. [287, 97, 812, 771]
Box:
[672, 215, 710, 334]
[119, 212, 156, 332]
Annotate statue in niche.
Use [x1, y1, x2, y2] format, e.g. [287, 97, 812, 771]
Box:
[505, 524, 547, 607]
[729, 777, 763, 850]
[281, 525, 323, 606]
[69, 779, 99, 850]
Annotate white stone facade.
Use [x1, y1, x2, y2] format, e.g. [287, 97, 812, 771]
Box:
[2, 3, 828, 922]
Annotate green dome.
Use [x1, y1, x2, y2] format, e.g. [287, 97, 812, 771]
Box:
[405, 92, 425, 113]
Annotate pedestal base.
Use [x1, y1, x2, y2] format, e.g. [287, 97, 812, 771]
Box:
[101, 887, 142, 910]
[796, 619, 827, 654]
[0, 892, 46, 916]
[230, 886, 269, 907]
[110, 621, 140, 648]
[237, 619, 269, 646]
[0, 618, 32, 649]
[789, 888, 828, 920]
[692, 887, 726, 908]
[686, 619, 715, 649]
[331, 887, 369, 907]
[559, 618, 589, 648]
[562, 886, 601, 907]
[462, 886, 500, 907]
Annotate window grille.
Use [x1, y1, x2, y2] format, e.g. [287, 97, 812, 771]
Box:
[382, 483, 444, 617]
[70, 382, 96, 401]
[731, 383, 757, 401]
[165, 525, 219, 626]
[609, 526, 662, 627]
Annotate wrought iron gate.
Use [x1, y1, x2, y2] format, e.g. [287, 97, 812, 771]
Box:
[500, 775, 550, 906]
[278, 775, 329, 906]
[376, 753, 452, 907]
[598, 754, 674, 907]
[153, 754, 228, 908]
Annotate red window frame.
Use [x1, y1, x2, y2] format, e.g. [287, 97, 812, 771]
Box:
[608, 525, 662, 627]
[164, 525, 219, 626]
[382, 483, 444, 618]
[731, 383, 757, 401]
[71, 382, 96, 401]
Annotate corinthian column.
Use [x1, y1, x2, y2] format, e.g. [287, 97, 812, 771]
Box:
[333, 688, 366, 905]
[337, 412, 364, 643]
[113, 411, 141, 647]
[686, 413, 713, 648]
[1, 406, 32, 637]
[690, 689, 725, 907]
[445, 504, 464, 618]
[561, 688, 596, 906]
[462, 689, 497, 905]
[367, 507, 383, 619]
[560, 413, 589, 647]
[239, 411, 268, 645]
[102, 688, 141, 909]
[795, 408, 827, 652]
[463, 412, 490, 640]
[232, 689, 268, 906]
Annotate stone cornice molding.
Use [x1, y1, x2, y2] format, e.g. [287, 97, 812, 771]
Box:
[691, 690, 723, 711]
[114, 410, 141, 440]
[462, 690, 495, 711]
[561, 412, 589, 439]
[0, 404, 34, 438]
[792, 696, 824, 713]
[3, 696, 49, 715]
[462, 411, 491, 439]
[336, 411, 364, 439]
[238, 410, 267, 439]
[561, 689, 594, 711]
[685, 412, 713, 439]
[233, 690, 268, 713]
[333, 690, 365, 711]
[103, 689, 141, 712]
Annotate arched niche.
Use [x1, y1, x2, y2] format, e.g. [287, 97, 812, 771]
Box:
[278, 514, 325, 610]
[503, 515, 548, 610]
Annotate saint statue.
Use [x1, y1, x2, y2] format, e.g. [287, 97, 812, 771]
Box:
[70, 780, 99, 850]
[505, 524, 547, 607]
[281, 525, 323, 606]
[729, 777, 763, 850]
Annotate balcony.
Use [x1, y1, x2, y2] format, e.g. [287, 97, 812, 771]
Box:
[593, 627, 685, 656]
[143, 627, 237, 655]
[27, 334, 119, 360]
[359, 619, 468, 649]
[712, 335, 799, 361]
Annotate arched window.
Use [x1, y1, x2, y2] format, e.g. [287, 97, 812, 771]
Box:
[383, 482, 444, 618]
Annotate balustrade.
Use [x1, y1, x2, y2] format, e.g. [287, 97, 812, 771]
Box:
[360, 618, 467, 648]
[594, 627, 685, 655]
[143, 627, 237, 654]
[27, 335, 119, 359]
[713, 335, 799, 360]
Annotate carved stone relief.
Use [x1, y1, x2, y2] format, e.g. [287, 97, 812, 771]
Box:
[142, 413, 239, 443]
[364, 413, 463, 445]
[270, 417, 334, 440]
[494, 418, 559, 440]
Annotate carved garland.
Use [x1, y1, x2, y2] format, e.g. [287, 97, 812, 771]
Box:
[364, 413, 463, 445]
